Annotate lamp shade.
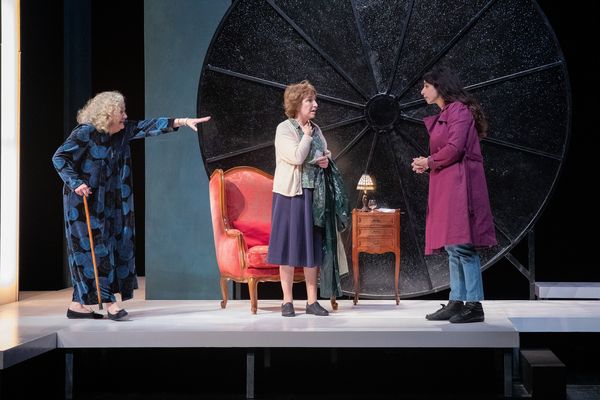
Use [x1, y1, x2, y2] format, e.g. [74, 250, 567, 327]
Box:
[356, 174, 375, 191]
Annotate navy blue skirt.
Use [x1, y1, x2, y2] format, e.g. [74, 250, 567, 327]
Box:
[267, 188, 322, 267]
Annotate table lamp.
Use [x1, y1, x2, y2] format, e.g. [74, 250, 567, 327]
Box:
[356, 174, 375, 212]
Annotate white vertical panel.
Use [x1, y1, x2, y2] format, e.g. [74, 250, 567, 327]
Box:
[1, 0, 21, 304]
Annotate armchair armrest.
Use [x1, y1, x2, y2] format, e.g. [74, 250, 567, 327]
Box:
[215, 228, 249, 277]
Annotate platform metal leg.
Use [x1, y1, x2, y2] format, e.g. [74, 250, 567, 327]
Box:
[246, 349, 255, 399]
[528, 230, 536, 299]
[263, 348, 271, 368]
[513, 347, 520, 381]
[330, 348, 338, 365]
[503, 348, 513, 398]
[65, 351, 73, 400]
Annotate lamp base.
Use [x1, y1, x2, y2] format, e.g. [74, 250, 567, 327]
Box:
[360, 193, 369, 212]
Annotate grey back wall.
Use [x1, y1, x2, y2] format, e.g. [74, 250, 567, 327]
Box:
[144, 0, 231, 299]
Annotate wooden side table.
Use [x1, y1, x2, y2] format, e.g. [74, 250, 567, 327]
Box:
[351, 208, 401, 305]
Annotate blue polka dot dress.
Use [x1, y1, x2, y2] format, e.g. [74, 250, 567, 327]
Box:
[52, 119, 176, 305]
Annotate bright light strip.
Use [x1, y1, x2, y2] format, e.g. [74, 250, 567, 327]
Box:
[1, 0, 21, 304]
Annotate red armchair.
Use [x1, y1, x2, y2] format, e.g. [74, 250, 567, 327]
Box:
[208, 166, 305, 314]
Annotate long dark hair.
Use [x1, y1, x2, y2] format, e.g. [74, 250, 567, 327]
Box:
[423, 67, 488, 138]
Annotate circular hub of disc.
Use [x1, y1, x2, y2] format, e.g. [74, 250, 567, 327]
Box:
[365, 94, 399, 131]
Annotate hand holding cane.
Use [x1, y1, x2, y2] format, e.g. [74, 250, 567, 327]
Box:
[82, 195, 103, 310]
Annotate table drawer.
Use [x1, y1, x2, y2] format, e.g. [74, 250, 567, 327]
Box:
[356, 214, 395, 227]
[357, 238, 395, 248]
[357, 227, 395, 238]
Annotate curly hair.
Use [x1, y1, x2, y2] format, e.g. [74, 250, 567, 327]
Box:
[76, 91, 125, 132]
[423, 67, 488, 138]
[283, 80, 316, 118]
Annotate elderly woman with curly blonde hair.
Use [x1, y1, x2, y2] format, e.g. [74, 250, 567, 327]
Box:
[52, 91, 210, 321]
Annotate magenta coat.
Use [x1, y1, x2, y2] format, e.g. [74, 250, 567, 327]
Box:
[423, 101, 497, 255]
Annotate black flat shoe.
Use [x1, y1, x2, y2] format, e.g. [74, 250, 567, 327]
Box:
[67, 309, 104, 319]
[107, 309, 128, 321]
[306, 301, 329, 316]
[281, 302, 295, 317]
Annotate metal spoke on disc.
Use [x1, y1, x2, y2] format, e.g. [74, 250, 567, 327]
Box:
[394, 127, 428, 156]
[398, 113, 424, 125]
[267, 0, 370, 100]
[207, 65, 365, 109]
[466, 62, 563, 91]
[321, 116, 366, 132]
[207, 141, 273, 163]
[482, 137, 562, 160]
[350, 0, 380, 92]
[395, 0, 497, 99]
[334, 125, 371, 161]
[386, 0, 415, 94]
[362, 130, 379, 175]
[399, 62, 563, 111]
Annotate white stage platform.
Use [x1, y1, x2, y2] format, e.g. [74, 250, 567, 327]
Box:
[3, 279, 600, 398]
[2, 278, 600, 370]
[535, 281, 600, 299]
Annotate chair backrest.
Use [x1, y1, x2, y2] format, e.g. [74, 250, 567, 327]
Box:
[221, 167, 274, 247]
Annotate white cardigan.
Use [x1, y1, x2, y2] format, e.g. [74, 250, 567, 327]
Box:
[272, 119, 330, 197]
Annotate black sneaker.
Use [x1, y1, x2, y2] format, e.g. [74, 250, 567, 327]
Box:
[306, 301, 329, 316]
[449, 302, 484, 323]
[425, 300, 464, 321]
[281, 302, 295, 317]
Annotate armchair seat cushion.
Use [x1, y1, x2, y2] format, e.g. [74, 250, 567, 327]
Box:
[246, 245, 278, 269]
[246, 246, 305, 278]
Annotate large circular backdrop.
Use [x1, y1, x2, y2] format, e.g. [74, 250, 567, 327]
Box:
[197, 0, 570, 298]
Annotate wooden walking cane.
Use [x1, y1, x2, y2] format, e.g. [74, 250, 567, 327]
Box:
[82, 195, 103, 310]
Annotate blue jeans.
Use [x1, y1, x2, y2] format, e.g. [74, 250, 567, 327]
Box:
[445, 244, 484, 302]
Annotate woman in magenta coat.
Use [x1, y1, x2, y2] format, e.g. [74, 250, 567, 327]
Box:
[412, 67, 497, 323]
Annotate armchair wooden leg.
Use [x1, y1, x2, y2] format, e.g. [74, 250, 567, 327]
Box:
[330, 296, 338, 311]
[220, 277, 229, 309]
[248, 277, 258, 314]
